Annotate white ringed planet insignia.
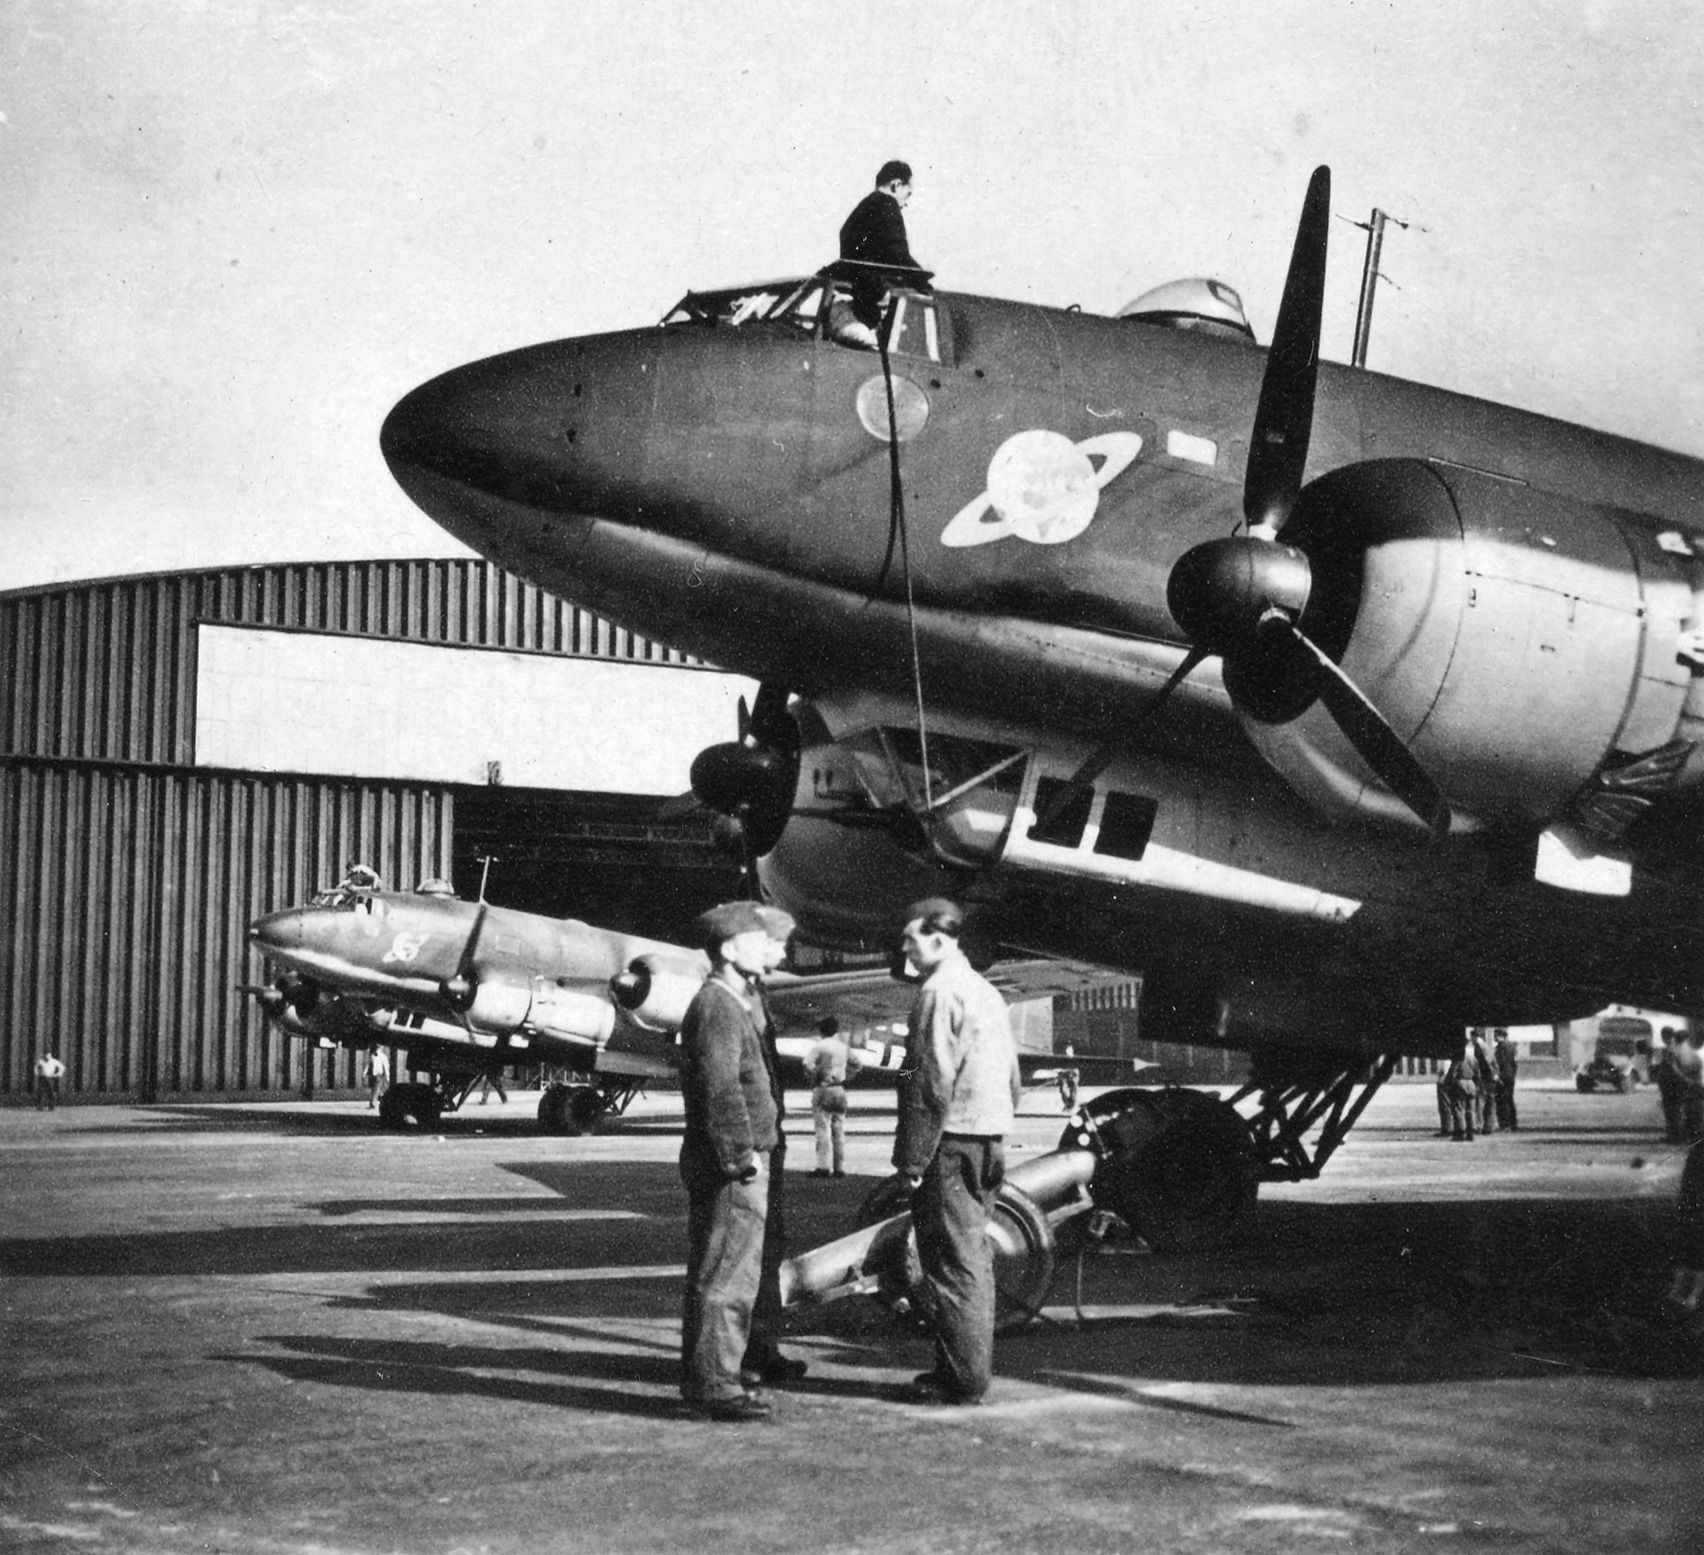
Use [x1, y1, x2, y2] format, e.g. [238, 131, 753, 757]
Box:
[940, 430, 1144, 549]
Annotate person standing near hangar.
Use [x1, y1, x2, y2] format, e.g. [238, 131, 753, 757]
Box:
[892, 897, 1022, 1406]
[677, 901, 781, 1422]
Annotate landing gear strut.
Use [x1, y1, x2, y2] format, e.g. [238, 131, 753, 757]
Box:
[1230, 1051, 1398, 1182]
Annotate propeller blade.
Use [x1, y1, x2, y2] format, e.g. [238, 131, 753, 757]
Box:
[748, 682, 790, 742]
[1276, 620, 1451, 839]
[442, 902, 489, 1010]
[1033, 646, 1209, 836]
[1244, 165, 1331, 536]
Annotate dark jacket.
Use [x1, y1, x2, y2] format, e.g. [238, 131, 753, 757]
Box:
[838, 189, 929, 327]
[679, 977, 780, 1180]
[839, 189, 924, 275]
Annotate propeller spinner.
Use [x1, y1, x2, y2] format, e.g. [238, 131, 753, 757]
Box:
[687, 683, 801, 879]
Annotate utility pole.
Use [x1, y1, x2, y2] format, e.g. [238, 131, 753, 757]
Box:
[1350, 208, 1410, 368]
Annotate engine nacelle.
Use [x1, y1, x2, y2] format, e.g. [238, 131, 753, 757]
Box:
[525, 983, 617, 1047]
[1257, 459, 1700, 828]
[459, 978, 616, 1047]
[611, 952, 708, 1032]
[463, 979, 535, 1034]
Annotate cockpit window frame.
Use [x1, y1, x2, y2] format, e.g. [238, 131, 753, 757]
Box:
[661, 273, 953, 366]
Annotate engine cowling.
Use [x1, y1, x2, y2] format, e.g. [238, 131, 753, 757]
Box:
[525, 983, 617, 1046]
[610, 952, 708, 1032]
[457, 977, 617, 1046]
[1250, 459, 1698, 828]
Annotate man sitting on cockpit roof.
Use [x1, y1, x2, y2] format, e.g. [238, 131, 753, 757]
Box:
[832, 159, 931, 348]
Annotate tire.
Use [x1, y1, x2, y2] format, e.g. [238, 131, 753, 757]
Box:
[1066, 1087, 1258, 1253]
[377, 1082, 441, 1130]
[566, 1088, 606, 1135]
[537, 1085, 569, 1133]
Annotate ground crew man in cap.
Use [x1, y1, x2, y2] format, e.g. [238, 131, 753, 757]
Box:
[892, 897, 1022, 1405]
[740, 903, 810, 1389]
[677, 900, 781, 1422]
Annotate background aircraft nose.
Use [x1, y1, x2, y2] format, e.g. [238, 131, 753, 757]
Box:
[250, 906, 315, 957]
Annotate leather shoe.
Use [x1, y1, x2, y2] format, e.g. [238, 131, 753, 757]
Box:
[688, 1393, 773, 1423]
[741, 1354, 808, 1386]
[899, 1372, 982, 1406]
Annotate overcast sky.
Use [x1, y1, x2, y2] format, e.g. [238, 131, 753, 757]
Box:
[5, 0, 1702, 592]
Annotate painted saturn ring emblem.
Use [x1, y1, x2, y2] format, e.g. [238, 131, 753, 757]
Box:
[939, 429, 1144, 548]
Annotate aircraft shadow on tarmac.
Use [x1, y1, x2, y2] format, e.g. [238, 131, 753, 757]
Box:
[53, 1103, 690, 1140]
[9, 1157, 1699, 1394]
[253, 1195, 1704, 1394]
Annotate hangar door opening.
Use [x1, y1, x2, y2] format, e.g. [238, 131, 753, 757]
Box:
[450, 788, 741, 942]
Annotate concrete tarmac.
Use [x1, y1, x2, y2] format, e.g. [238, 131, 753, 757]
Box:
[3, 1081, 1702, 1554]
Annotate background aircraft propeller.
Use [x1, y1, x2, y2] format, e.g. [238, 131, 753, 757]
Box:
[1047, 165, 1450, 841]
[439, 900, 489, 1013]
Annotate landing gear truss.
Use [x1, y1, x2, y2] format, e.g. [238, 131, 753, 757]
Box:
[1229, 1052, 1397, 1183]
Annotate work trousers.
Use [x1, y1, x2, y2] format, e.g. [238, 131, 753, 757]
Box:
[34, 1079, 59, 1110]
[914, 1133, 1001, 1402]
[1448, 1088, 1477, 1140]
[744, 1139, 787, 1370]
[813, 1086, 846, 1173]
[680, 1157, 768, 1403]
[1494, 1080, 1517, 1131]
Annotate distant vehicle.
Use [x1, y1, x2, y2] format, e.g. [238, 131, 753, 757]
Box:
[1573, 1014, 1653, 1092]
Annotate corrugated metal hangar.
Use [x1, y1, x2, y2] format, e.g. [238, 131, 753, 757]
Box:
[0, 558, 752, 1102]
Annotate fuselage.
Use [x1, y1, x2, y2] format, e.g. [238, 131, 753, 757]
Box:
[380, 275, 1704, 1050]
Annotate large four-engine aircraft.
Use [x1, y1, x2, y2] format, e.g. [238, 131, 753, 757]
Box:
[247, 870, 1121, 1134]
[377, 165, 1704, 1233]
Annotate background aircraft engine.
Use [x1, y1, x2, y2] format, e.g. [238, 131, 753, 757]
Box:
[611, 952, 707, 1032]
[524, 983, 617, 1046]
[1245, 458, 1697, 828]
[460, 978, 534, 1034]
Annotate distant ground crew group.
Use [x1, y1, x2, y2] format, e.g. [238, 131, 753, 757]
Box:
[675, 890, 1019, 1423]
[1439, 1028, 1517, 1141]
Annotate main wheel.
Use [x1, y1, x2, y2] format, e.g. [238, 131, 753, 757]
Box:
[1064, 1087, 1258, 1252]
[377, 1082, 442, 1130]
[537, 1084, 570, 1133]
[566, 1088, 606, 1135]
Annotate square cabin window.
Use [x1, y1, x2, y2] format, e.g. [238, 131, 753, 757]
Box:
[1095, 791, 1159, 861]
[1027, 777, 1092, 848]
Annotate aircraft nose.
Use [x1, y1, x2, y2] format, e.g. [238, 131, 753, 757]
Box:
[381, 334, 657, 560]
[250, 907, 314, 958]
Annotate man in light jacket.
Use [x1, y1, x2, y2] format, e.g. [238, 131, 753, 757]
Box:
[892, 897, 1022, 1405]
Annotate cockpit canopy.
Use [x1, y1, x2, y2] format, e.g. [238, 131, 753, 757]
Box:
[1117, 277, 1255, 342]
[661, 271, 951, 364]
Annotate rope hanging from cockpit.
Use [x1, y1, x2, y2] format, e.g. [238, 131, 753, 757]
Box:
[875, 297, 935, 815]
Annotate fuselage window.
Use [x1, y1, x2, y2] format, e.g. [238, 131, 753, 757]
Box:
[1094, 791, 1159, 861]
[1027, 777, 1092, 848]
